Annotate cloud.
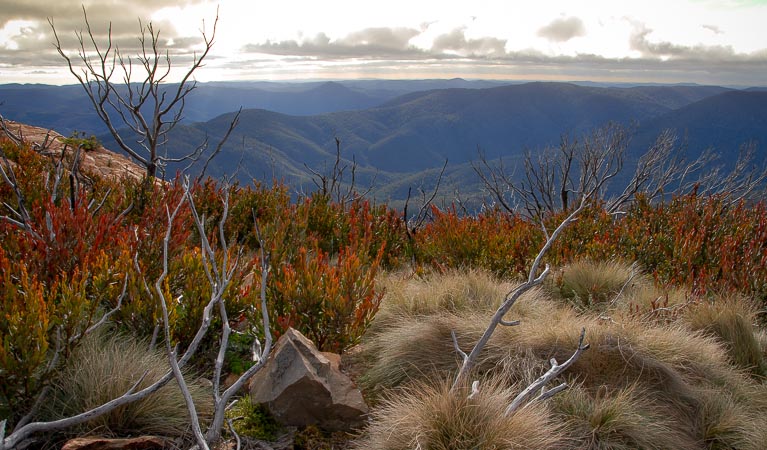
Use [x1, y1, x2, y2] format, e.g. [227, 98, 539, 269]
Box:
[243, 27, 426, 59]
[233, 22, 767, 86]
[341, 27, 421, 49]
[537, 17, 586, 42]
[0, 0, 212, 70]
[702, 24, 723, 34]
[431, 28, 507, 56]
[629, 23, 744, 61]
[245, 27, 507, 60]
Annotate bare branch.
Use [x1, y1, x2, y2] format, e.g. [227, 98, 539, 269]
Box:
[505, 328, 589, 415]
[453, 142, 600, 390]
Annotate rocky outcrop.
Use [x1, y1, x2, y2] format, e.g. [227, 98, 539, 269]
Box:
[1, 119, 145, 181]
[249, 328, 368, 431]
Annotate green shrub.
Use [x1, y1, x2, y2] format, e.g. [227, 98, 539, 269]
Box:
[226, 397, 281, 441]
[62, 130, 101, 151]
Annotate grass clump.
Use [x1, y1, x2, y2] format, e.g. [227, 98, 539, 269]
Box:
[354, 270, 767, 450]
[555, 385, 695, 450]
[354, 376, 566, 450]
[555, 260, 638, 308]
[371, 269, 510, 330]
[41, 329, 212, 439]
[684, 295, 767, 377]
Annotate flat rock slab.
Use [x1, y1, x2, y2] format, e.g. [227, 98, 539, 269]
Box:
[61, 436, 168, 450]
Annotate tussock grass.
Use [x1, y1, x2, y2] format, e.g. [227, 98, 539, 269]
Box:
[371, 269, 511, 330]
[41, 329, 212, 438]
[354, 376, 566, 450]
[684, 295, 767, 377]
[555, 385, 696, 450]
[358, 289, 556, 397]
[694, 390, 756, 450]
[356, 267, 767, 450]
[555, 259, 639, 308]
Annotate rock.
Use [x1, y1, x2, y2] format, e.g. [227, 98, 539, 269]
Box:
[249, 328, 368, 431]
[61, 436, 168, 450]
[1, 120, 145, 181]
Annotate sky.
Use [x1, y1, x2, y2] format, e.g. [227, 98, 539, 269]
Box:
[1, 0, 766, 86]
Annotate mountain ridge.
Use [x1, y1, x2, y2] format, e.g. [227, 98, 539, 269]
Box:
[3, 80, 764, 204]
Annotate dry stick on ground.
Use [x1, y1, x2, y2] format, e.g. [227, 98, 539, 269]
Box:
[504, 328, 589, 415]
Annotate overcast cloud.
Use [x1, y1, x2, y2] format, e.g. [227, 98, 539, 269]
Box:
[1, 0, 766, 86]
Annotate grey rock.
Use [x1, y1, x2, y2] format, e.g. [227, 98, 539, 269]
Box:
[249, 328, 368, 431]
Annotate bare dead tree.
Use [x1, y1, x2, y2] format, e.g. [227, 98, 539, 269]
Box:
[477, 125, 767, 218]
[402, 159, 447, 242]
[474, 123, 627, 220]
[606, 132, 767, 212]
[49, 7, 234, 179]
[0, 114, 23, 147]
[305, 137, 375, 207]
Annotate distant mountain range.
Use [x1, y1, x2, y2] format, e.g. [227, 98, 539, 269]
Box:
[1, 80, 765, 205]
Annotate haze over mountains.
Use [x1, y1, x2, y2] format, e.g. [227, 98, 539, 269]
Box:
[1, 80, 765, 205]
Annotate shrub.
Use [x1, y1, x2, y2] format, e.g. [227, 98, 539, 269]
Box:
[415, 206, 541, 277]
[226, 397, 281, 441]
[61, 130, 101, 151]
[246, 192, 390, 353]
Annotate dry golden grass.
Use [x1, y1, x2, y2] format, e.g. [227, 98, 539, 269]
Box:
[554, 259, 640, 308]
[371, 269, 511, 330]
[356, 268, 767, 450]
[357, 269, 556, 396]
[41, 329, 212, 438]
[554, 384, 696, 450]
[684, 295, 767, 377]
[354, 376, 567, 450]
